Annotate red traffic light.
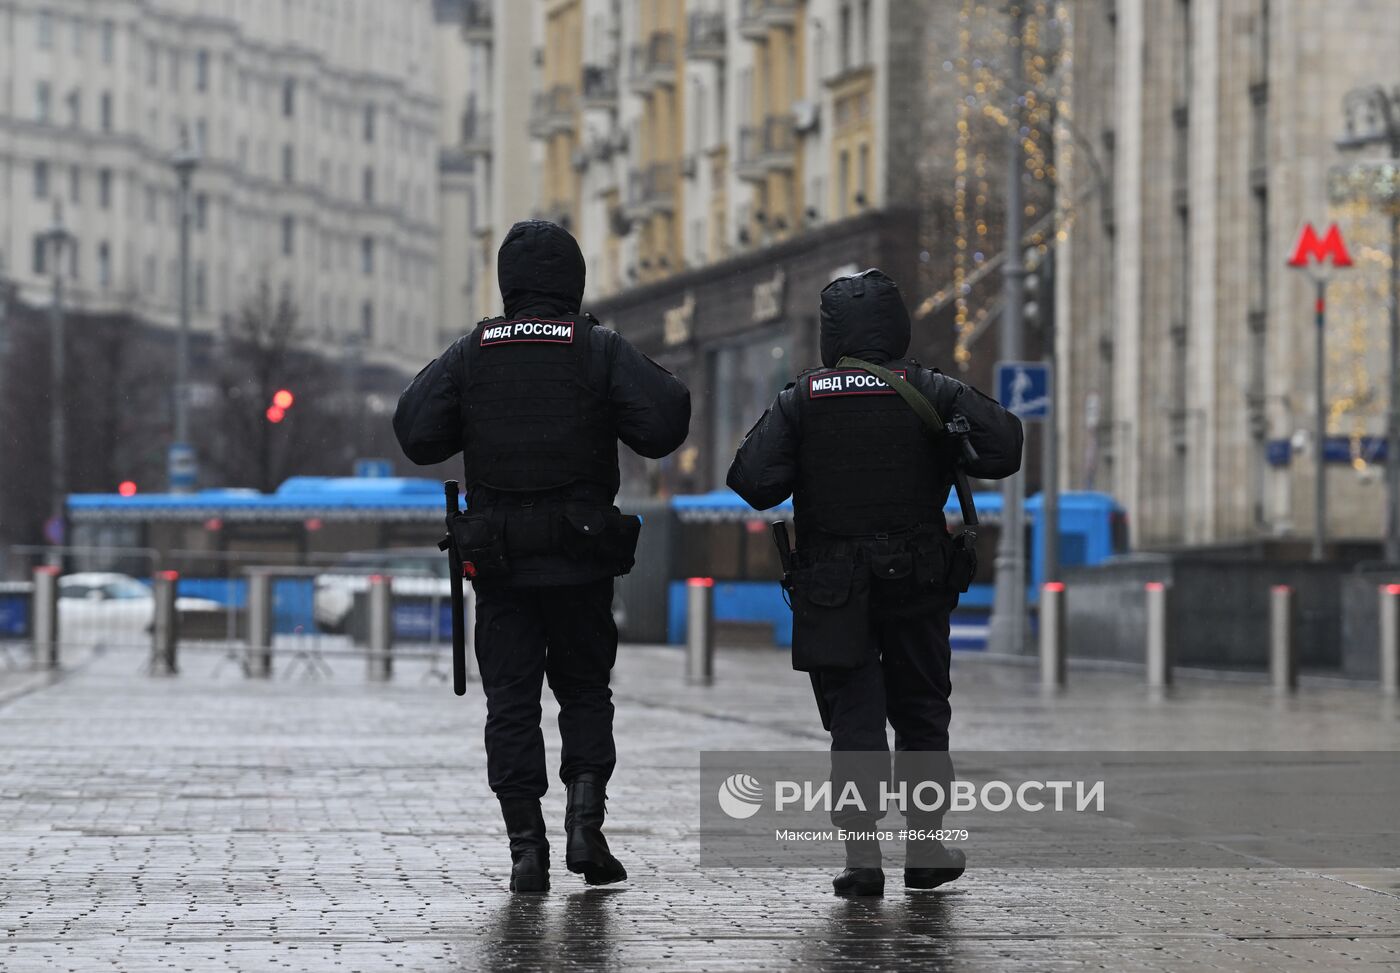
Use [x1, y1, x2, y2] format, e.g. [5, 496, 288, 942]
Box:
[266, 405, 286, 424]
[272, 389, 295, 410]
[117, 480, 138, 497]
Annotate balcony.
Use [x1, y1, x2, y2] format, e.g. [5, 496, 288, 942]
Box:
[687, 12, 727, 60]
[462, 0, 492, 41]
[624, 162, 678, 219]
[461, 106, 492, 155]
[528, 85, 577, 138]
[735, 115, 796, 180]
[738, 0, 798, 40]
[581, 64, 618, 110]
[628, 31, 677, 94]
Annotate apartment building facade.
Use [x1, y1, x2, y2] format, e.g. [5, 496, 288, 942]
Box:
[457, 0, 934, 493]
[0, 0, 442, 369]
[1058, 0, 1400, 549]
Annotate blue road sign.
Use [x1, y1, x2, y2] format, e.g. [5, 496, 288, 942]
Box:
[995, 361, 1052, 420]
[167, 442, 197, 491]
[354, 458, 394, 479]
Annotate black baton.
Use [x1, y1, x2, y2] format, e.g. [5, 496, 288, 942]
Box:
[442, 480, 467, 696]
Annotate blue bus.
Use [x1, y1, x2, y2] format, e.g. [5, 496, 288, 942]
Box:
[661, 489, 1127, 650]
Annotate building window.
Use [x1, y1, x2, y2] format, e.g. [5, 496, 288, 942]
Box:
[361, 300, 374, 339]
[33, 235, 47, 275]
[364, 104, 376, 142]
[66, 88, 81, 128]
[170, 50, 181, 90]
[144, 254, 156, 294]
[35, 160, 50, 198]
[282, 78, 295, 117]
[145, 186, 158, 222]
[859, 0, 871, 65]
[147, 42, 159, 85]
[363, 167, 375, 203]
[195, 193, 208, 231]
[838, 4, 851, 73]
[281, 215, 295, 256]
[101, 20, 115, 64]
[100, 91, 113, 131]
[98, 168, 112, 209]
[282, 144, 294, 183]
[38, 11, 54, 49]
[857, 143, 870, 205]
[194, 262, 206, 310]
[196, 49, 209, 92]
[361, 236, 375, 274]
[71, 17, 83, 54]
[195, 118, 207, 154]
[36, 81, 52, 123]
[69, 166, 81, 204]
[837, 149, 849, 217]
[97, 241, 111, 290]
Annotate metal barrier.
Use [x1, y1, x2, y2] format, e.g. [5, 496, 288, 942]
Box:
[1269, 585, 1298, 694]
[1145, 581, 1172, 689]
[685, 577, 715, 685]
[1039, 582, 1066, 689]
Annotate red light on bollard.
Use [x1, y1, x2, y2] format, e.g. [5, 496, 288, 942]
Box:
[1385, 584, 1400, 596]
[1044, 582, 1065, 593]
[687, 577, 715, 588]
[158, 570, 180, 581]
[118, 480, 138, 497]
[1145, 582, 1165, 592]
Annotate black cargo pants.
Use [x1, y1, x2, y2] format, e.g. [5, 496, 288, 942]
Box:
[472, 577, 618, 800]
[815, 584, 956, 858]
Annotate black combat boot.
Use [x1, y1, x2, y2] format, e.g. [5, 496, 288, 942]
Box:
[832, 830, 884, 896]
[564, 774, 627, 885]
[499, 798, 550, 893]
[904, 842, 966, 890]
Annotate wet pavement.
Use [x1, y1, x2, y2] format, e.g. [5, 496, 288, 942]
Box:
[1, 642, 1399, 971]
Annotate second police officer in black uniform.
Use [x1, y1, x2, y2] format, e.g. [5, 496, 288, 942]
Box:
[727, 269, 1022, 897]
[393, 220, 691, 894]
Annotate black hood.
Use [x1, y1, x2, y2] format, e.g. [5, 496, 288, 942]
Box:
[497, 220, 586, 319]
[818, 268, 912, 367]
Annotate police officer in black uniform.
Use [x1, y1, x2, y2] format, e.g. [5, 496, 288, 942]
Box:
[727, 269, 1022, 897]
[393, 220, 691, 893]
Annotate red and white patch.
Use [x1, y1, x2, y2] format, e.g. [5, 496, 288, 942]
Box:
[807, 369, 906, 398]
[479, 319, 576, 346]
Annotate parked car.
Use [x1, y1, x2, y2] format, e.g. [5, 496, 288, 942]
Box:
[57, 573, 223, 648]
[313, 549, 450, 634]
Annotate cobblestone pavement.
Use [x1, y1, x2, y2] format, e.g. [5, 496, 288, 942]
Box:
[2, 642, 1399, 972]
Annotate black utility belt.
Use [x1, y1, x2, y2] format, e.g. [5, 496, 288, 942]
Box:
[447, 503, 642, 580]
[786, 530, 977, 594]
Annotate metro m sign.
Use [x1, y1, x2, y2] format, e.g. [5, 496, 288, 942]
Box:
[1287, 222, 1353, 272]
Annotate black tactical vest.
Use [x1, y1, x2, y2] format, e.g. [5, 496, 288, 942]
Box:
[459, 315, 619, 494]
[793, 360, 945, 540]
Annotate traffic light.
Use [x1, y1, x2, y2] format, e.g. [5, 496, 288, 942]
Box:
[265, 388, 295, 424]
[117, 480, 137, 497]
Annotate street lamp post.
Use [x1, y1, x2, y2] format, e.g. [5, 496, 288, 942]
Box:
[43, 202, 74, 565]
[170, 137, 200, 493]
[1337, 84, 1400, 563]
[988, 2, 1029, 656]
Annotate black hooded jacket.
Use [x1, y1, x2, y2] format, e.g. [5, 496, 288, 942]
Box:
[393, 220, 691, 584]
[727, 269, 1022, 532]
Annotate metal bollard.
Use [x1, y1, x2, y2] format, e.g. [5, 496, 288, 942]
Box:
[1039, 582, 1067, 689]
[685, 577, 714, 685]
[150, 570, 179, 676]
[246, 571, 273, 678]
[1145, 581, 1172, 689]
[31, 565, 60, 671]
[1381, 584, 1400, 697]
[367, 575, 393, 682]
[1269, 584, 1297, 694]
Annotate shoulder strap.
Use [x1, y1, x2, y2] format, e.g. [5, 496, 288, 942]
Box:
[836, 356, 946, 434]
